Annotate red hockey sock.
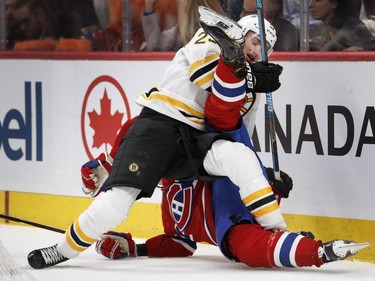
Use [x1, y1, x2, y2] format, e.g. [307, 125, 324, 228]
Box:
[226, 224, 324, 268]
[205, 58, 246, 131]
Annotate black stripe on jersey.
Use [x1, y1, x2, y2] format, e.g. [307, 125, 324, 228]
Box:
[179, 110, 202, 119]
[190, 60, 218, 85]
[145, 87, 159, 97]
[69, 224, 92, 248]
[249, 194, 276, 211]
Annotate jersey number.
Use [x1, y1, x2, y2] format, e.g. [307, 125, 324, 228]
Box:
[195, 32, 216, 45]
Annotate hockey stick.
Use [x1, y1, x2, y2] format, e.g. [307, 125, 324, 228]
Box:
[256, 0, 281, 180]
[0, 214, 65, 234]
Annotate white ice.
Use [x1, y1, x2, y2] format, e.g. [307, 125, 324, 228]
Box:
[1, 224, 375, 281]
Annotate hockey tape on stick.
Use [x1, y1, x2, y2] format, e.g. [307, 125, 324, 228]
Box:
[0, 214, 64, 234]
[256, 0, 281, 180]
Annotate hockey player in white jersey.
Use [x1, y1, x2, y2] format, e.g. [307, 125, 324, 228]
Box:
[27, 7, 371, 269]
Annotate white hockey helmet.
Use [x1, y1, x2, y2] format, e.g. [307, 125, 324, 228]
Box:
[237, 15, 277, 53]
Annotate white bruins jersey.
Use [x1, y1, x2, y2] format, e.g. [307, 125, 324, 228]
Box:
[136, 28, 259, 132]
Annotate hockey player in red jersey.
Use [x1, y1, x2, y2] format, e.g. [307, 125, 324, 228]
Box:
[86, 118, 323, 267]
[28, 7, 370, 269]
[87, 119, 364, 267]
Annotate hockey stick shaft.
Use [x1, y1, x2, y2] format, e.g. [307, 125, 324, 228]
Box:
[0, 214, 65, 234]
[256, 0, 281, 180]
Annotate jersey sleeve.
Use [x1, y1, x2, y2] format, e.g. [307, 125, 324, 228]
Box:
[205, 58, 246, 131]
[145, 234, 197, 257]
[184, 28, 221, 92]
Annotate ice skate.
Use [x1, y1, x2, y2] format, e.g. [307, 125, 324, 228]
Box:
[28, 244, 69, 269]
[320, 240, 372, 263]
[198, 6, 244, 67]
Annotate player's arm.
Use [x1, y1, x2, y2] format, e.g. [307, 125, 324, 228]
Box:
[205, 58, 283, 131]
[81, 116, 138, 197]
[95, 232, 196, 259]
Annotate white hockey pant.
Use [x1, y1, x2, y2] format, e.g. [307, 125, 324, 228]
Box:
[203, 140, 286, 230]
[57, 187, 140, 258]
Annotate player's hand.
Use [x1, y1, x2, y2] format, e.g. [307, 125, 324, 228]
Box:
[96, 231, 137, 259]
[298, 231, 315, 239]
[266, 167, 293, 198]
[81, 152, 113, 197]
[246, 62, 283, 93]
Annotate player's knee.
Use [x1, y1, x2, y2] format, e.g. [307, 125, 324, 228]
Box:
[86, 187, 140, 231]
[212, 140, 261, 173]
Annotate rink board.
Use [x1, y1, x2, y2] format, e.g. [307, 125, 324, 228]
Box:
[1, 52, 375, 264]
[0, 190, 374, 264]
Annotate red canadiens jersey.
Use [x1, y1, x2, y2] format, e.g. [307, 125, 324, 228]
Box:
[160, 178, 217, 246]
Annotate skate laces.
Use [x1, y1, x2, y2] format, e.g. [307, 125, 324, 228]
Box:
[40, 245, 66, 265]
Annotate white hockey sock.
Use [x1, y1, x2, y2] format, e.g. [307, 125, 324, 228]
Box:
[57, 187, 140, 258]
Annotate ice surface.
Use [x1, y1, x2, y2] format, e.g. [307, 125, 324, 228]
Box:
[1, 224, 375, 281]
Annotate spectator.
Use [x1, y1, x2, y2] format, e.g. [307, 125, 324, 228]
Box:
[141, 0, 181, 51]
[361, 0, 375, 36]
[283, 0, 322, 30]
[309, 0, 375, 51]
[58, 0, 101, 39]
[241, 0, 300, 51]
[141, 0, 226, 51]
[177, 0, 226, 45]
[363, 0, 375, 19]
[11, 0, 59, 41]
[5, 0, 28, 49]
[10, 0, 60, 50]
[85, 0, 144, 51]
[11, 0, 93, 51]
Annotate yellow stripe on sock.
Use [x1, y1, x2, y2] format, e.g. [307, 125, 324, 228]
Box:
[65, 230, 87, 252]
[252, 202, 280, 218]
[74, 220, 97, 244]
[242, 186, 273, 206]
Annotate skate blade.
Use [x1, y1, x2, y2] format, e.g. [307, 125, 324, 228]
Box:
[340, 242, 372, 252]
[198, 6, 241, 30]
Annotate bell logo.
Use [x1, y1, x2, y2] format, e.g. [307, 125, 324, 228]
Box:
[0, 81, 43, 161]
[81, 75, 131, 160]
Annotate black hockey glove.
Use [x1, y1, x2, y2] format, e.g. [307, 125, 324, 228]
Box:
[298, 231, 315, 239]
[246, 62, 283, 93]
[265, 167, 293, 198]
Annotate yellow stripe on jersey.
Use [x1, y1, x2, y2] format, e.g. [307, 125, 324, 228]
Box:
[189, 53, 219, 74]
[189, 53, 219, 89]
[195, 71, 215, 87]
[241, 186, 273, 206]
[252, 201, 280, 218]
[141, 92, 205, 126]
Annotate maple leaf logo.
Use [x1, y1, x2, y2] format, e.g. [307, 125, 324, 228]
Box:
[88, 89, 124, 150]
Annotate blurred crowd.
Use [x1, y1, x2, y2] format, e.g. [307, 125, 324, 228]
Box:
[3, 0, 375, 52]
